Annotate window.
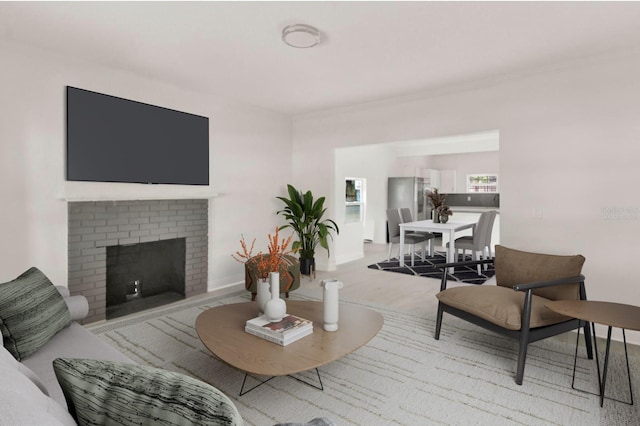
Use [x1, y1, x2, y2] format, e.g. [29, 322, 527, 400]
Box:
[467, 174, 498, 193]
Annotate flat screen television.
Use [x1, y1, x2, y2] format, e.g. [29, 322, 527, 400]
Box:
[66, 86, 209, 185]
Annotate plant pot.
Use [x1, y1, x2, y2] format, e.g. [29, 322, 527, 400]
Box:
[299, 257, 315, 276]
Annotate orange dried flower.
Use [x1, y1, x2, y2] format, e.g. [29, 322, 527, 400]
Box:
[232, 227, 296, 280]
[231, 234, 256, 263]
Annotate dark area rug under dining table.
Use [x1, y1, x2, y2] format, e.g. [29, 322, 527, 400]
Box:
[367, 251, 495, 285]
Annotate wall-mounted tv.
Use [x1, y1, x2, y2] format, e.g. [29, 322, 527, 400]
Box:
[66, 86, 209, 185]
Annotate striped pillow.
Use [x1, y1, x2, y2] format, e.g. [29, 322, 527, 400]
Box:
[0, 267, 71, 360]
[53, 358, 243, 426]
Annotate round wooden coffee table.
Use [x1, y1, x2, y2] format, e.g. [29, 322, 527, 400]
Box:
[196, 300, 383, 395]
[546, 300, 640, 406]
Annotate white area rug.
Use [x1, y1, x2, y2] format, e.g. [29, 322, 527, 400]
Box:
[90, 290, 638, 425]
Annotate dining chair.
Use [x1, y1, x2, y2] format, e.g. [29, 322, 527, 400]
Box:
[484, 210, 497, 258]
[446, 210, 496, 274]
[399, 207, 435, 257]
[386, 208, 431, 266]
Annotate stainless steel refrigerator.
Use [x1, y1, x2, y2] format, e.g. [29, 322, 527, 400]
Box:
[387, 177, 429, 221]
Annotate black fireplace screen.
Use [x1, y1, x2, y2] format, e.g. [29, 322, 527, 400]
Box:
[106, 238, 185, 318]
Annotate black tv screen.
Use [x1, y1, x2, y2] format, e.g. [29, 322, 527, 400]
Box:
[66, 86, 209, 185]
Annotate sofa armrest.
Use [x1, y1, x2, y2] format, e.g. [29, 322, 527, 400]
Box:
[55, 285, 70, 298]
[63, 295, 89, 321]
[55, 286, 89, 321]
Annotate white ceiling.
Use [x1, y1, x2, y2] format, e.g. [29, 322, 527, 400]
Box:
[2, 2, 640, 116]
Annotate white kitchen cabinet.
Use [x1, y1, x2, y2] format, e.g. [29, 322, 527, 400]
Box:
[418, 168, 440, 189]
[439, 170, 457, 193]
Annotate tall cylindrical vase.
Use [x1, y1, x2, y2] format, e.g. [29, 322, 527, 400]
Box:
[264, 272, 286, 322]
[255, 278, 270, 315]
[321, 279, 344, 331]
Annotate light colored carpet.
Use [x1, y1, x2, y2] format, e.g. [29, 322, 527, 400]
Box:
[90, 289, 638, 425]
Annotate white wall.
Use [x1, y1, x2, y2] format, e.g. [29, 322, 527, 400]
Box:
[0, 41, 292, 291]
[334, 144, 396, 264]
[292, 49, 640, 344]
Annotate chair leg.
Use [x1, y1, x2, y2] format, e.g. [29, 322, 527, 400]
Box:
[471, 250, 481, 275]
[516, 291, 533, 385]
[516, 336, 529, 385]
[410, 244, 415, 267]
[387, 242, 393, 261]
[482, 247, 489, 270]
[435, 303, 444, 340]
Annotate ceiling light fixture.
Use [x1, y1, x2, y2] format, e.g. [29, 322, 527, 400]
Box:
[282, 24, 320, 49]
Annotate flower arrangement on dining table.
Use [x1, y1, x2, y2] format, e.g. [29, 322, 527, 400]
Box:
[427, 188, 453, 222]
[232, 227, 295, 280]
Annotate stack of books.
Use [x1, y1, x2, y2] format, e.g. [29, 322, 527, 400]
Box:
[245, 314, 313, 346]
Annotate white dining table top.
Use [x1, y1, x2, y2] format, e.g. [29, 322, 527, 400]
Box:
[399, 219, 476, 231]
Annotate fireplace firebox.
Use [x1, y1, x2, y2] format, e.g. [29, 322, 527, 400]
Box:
[106, 238, 186, 319]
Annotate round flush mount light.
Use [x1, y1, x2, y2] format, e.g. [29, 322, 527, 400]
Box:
[282, 24, 320, 48]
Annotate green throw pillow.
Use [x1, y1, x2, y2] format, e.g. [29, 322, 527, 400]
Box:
[0, 267, 71, 360]
[53, 358, 243, 426]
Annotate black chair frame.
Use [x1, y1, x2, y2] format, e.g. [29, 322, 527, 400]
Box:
[434, 258, 594, 385]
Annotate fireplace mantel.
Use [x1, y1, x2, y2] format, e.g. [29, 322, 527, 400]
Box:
[60, 181, 218, 202]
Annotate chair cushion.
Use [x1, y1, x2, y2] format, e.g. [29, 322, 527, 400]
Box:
[436, 285, 573, 330]
[494, 245, 585, 301]
[53, 358, 243, 426]
[0, 267, 71, 361]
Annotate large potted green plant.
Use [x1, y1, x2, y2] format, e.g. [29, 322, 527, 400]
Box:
[276, 184, 339, 276]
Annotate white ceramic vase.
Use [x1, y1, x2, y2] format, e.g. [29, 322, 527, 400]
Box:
[264, 272, 286, 322]
[255, 278, 270, 315]
[320, 279, 344, 331]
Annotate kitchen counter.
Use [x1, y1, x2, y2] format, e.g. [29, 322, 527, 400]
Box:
[449, 206, 499, 214]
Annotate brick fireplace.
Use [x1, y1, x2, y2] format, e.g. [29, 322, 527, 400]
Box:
[68, 199, 208, 323]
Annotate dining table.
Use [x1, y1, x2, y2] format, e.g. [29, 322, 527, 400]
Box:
[398, 219, 476, 273]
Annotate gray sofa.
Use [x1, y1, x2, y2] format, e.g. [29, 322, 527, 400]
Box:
[1, 286, 131, 425]
[1, 277, 242, 425]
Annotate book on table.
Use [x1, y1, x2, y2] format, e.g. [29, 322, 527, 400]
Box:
[245, 314, 313, 346]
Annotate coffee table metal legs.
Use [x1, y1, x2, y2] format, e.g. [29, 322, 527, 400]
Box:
[571, 322, 634, 406]
[239, 374, 276, 396]
[239, 368, 324, 396]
